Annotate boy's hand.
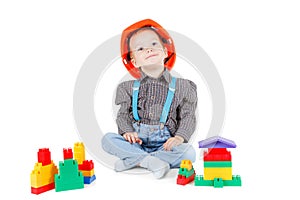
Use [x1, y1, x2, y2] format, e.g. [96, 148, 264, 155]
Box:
[123, 132, 142, 145]
[163, 136, 184, 151]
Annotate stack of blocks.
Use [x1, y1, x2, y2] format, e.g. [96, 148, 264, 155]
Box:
[194, 136, 242, 188]
[30, 142, 96, 194]
[176, 160, 196, 185]
[30, 148, 58, 194]
[74, 142, 96, 184]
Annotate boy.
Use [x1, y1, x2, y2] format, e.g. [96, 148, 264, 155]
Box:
[101, 19, 197, 179]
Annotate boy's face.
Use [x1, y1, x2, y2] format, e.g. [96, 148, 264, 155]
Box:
[129, 29, 167, 68]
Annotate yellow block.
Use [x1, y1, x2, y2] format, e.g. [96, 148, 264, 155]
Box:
[30, 161, 58, 188]
[74, 142, 85, 164]
[180, 160, 193, 171]
[80, 169, 94, 177]
[204, 167, 232, 180]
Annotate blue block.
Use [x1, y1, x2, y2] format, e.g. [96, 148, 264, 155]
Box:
[84, 175, 96, 184]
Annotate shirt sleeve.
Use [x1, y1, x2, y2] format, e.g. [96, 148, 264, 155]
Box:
[175, 80, 198, 142]
[115, 82, 135, 135]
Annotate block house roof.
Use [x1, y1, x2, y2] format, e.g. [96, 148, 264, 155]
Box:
[198, 136, 236, 148]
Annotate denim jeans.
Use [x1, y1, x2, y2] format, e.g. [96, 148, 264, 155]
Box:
[101, 123, 196, 169]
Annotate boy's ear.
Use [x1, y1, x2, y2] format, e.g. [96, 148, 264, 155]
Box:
[163, 47, 168, 58]
[131, 58, 137, 67]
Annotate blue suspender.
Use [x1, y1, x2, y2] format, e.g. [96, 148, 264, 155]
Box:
[132, 80, 141, 121]
[160, 77, 176, 125]
[132, 77, 177, 126]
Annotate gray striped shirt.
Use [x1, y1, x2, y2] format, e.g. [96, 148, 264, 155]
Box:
[115, 68, 197, 142]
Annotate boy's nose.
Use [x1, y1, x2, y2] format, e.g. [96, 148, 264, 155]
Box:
[146, 48, 153, 53]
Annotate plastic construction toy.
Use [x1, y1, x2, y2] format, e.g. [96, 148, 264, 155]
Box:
[74, 142, 85, 165]
[177, 160, 196, 185]
[195, 136, 242, 188]
[30, 142, 96, 194]
[75, 144, 96, 184]
[30, 148, 58, 195]
[54, 148, 84, 192]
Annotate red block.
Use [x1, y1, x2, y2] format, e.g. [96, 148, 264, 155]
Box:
[37, 148, 51, 166]
[208, 148, 228, 154]
[63, 148, 73, 160]
[204, 148, 231, 161]
[31, 182, 55, 195]
[78, 160, 94, 171]
[176, 173, 195, 185]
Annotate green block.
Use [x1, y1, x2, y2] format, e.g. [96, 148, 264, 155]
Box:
[194, 175, 214, 186]
[178, 167, 195, 178]
[195, 175, 242, 187]
[58, 159, 80, 179]
[204, 161, 232, 168]
[223, 175, 242, 186]
[213, 178, 224, 188]
[55, 159, 84, 192]
[55, 172, 84, 192]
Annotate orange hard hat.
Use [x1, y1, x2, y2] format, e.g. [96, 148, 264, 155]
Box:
[120, 19, 176, 79]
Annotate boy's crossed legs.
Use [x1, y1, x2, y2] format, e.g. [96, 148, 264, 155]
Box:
[101, 132, 195, 179]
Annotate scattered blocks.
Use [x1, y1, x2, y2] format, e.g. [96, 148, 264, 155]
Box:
[30, 142, 96, 194]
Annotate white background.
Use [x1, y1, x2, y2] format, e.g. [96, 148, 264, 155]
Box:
[1, 0, 299, 199]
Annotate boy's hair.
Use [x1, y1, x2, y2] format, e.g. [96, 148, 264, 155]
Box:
[121, 19, 176, 79]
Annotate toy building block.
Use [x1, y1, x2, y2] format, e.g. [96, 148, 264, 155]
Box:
[204, 148, 232, 161]
[195, 175, 241, 188]
[195, 175, 213, 186]
[31, 182, 55, 195]
[84, 175, 96, 184]
[180, 160, 193, 171]
[204, 167, 232, 180]
[74, 142, 85, 164]
[38, 148, 51, 166]
[198, 136, 236, 148]
[31, 148, 58, 194]
[204, 161, 232, 168]
[63, 148, 73, 160]
[177, 173, 196, 185]
[78, 160, 94, 171]
[31, 161, 58, 188]
[223, 175, 242, 186]
[54, 159, 84, 192]
[81, 169, 94, 177]
[178, 167, 195, 178]
[177, 160, 195, 185]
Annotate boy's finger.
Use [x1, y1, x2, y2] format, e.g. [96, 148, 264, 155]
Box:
[136, 138, 142, 145]
[131, 135, 136, 143]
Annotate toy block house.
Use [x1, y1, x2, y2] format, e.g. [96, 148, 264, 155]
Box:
[176, 160, 196, 185]
[30, 148, 58, 194]
[194, 136, 242, 188]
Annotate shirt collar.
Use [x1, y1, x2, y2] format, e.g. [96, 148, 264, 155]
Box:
[138, 67, 172, 83]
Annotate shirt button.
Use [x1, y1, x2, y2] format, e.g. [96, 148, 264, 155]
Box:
[151, 96, 155, 100]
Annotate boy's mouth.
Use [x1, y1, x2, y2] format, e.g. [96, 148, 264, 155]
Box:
[146, 54, 158, 59]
